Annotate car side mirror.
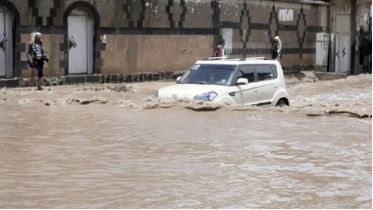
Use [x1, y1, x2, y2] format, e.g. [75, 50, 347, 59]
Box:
[236, 78, 248, 85]
[176, 76, 181, 82]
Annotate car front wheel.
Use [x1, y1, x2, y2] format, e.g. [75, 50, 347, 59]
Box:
[276, 99, 288, 107]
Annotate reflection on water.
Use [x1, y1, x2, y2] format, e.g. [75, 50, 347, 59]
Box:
[0, 73, 371, 208]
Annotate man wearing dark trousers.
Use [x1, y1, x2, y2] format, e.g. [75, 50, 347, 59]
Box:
[27, 32, 49, 90]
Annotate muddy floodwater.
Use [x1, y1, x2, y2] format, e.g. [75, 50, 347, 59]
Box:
[0, 72, 371, 208]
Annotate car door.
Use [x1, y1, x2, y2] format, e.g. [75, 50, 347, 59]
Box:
[231, 65, 260, 105]
[254, 65, 278, 105]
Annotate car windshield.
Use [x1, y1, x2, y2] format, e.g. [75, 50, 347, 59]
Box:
[179, 64, 237, 85]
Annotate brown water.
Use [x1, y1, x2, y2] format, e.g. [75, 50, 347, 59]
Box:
[0, 73, 371, 208]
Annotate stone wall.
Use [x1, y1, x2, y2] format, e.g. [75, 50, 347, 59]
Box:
[100, 35, 213, 74]
[0, 0, 329, 78]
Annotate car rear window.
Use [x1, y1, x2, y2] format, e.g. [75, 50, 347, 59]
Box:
[256, 65, 277, 81]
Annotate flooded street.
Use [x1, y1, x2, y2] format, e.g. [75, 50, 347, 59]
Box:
[0, 73, 371, 208]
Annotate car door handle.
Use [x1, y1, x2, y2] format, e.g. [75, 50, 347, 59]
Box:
[253, 89, 258, 92]
[274, 85, 278, 88]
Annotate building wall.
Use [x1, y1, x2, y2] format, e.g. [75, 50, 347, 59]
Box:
[356, 0, 371, 73]
[0, 0, 329, 78]
[329, 0, 372, 74]
[357, 0, 371, 32]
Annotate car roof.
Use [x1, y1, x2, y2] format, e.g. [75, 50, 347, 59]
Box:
[195, 57, 280, 65]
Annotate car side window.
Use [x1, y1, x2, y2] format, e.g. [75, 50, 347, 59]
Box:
[269, 65, 278, 78]
[237, 65, 256, 83]
[256, 65, 277, 81]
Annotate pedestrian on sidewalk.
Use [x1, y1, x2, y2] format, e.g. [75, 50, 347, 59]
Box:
[27, 32, 49, 90]
[271, 36, 282, 61]
[213, 39, 226, 58]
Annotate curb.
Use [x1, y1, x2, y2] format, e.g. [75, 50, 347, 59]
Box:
[313, 72, 348, 80]
[0, 70, 354, 88]
[0, 71, 187, 88]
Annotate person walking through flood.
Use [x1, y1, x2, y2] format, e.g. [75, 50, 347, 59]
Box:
[271, 36, 282, 61]
[27, 32, 49, 90]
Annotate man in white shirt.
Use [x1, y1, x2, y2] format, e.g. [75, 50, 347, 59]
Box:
[272, 36, 282, 61]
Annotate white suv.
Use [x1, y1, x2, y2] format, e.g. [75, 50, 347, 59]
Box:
[155, 57, 290, 107]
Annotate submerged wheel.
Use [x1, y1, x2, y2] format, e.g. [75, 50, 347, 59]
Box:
[276, 99, 288, 107]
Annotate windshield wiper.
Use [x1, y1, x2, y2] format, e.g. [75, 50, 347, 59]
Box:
[184, 81, 210, 84]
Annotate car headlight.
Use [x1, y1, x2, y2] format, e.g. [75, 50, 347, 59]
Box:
[155, 91, 159, 98]
[193, 91, 218, 101]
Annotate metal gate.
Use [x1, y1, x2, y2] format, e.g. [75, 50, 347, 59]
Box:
[68, 15, 88, 74]
[67, 9, 94, 75]
[335, 33, 351, 73]
[0, 11, 6, 77]
[0, 7, 13, 78]
[335, 15, 351, 74]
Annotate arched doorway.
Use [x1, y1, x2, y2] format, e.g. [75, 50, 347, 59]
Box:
[0, 6, 13, 78]
[67, 8, 94, 75]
